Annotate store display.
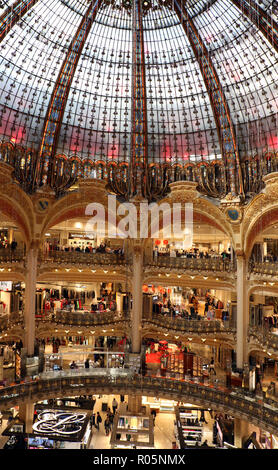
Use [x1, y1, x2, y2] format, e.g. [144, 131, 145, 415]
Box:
[110, 411, 154, 449]
[175, 407, 203, 449]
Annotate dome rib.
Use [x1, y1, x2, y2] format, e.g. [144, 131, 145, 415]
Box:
[0, 0, 41, 42]
[174, 0, 244, 196]
[38, 0, 102, 186]
[230, 0, 278, 54]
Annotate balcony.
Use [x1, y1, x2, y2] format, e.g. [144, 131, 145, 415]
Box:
[40, 250, 128, 267]
[52, 309, 128, 327]
[143, 313, 235, 336]
[248, 326, 278, 352]
[0, 373, 278, 435]
[144, 254, 236, 274]
[0, 248, 25, 264]
[249, 260, 278, 278]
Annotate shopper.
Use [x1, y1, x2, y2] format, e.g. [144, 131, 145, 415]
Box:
[96, 412, 102, 431]
[70, 360, 78, 369]
[108, 409, 114, 427]
[90, 413, 96, 429]
[151, 409, 156, 425]
[84, 358, 90, 369]
[209, 357, 216, 375]
[112, 397, 118, 415]
[104, 415, 111, 435]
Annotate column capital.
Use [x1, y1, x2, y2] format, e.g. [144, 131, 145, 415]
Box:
[27, 239, 40, 252]
[235, 250, 246, 259]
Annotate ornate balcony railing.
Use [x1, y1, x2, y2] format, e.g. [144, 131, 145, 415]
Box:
[40, 250, 128, 267]
[249, 260, 278, 276]
[0, 249, 25, 263]
[0, 140, 277, 199]
[248, 326, 278, 351]
[0, 313, 23, 333]
[52, 309, 129, 327]
[0, 373, 278, 434]
[144, 314, 235, 335]
[144, 255, 236, 273]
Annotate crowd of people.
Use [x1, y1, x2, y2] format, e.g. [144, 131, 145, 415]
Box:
[0, 239, 18, 251]
[44, 240, 124, 256]
[153, 246, 232, 261]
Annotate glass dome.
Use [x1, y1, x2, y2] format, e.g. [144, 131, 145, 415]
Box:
[0, 0, 277, 167]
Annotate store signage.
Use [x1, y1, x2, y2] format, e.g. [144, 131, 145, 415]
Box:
[32, 410, 87, 437]
[69, 232, 95, 240]
[0, 281, 12, 291]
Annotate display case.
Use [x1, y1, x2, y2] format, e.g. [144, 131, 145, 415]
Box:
[175, 407, 203, 448]
[165, 352, 203, 378]
[110, 411, 154, 449]
[142, 396, 177, 412]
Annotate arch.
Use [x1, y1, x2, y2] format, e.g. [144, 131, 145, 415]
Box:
[245, 206, 278, 259]
[142, 202, 234, 246]
[0, 194, 32, 245]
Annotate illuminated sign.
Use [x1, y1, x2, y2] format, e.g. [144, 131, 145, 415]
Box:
[0, 281, 12, 291]
[32, 410, 87, 437]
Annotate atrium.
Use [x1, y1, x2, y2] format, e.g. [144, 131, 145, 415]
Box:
[0, 0, 277, 453]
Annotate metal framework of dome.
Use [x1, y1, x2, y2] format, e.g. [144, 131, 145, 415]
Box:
[0, 0, 277, 200]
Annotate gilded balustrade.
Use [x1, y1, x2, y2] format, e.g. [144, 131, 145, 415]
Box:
[0, 249, 25, 263]
[53, 309, 128, 326]
[249, 260, 278, 276]
[248, 326, 278, 352]
[143, 313, 234, 335]
[144, 255, 236, 273]
[0, 373, 278, 434]
[40, 250, 128, 267]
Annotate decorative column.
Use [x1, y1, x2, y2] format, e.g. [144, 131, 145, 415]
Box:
[234, 418, 251, 448]
[236, 253, 249, 369]
[19, 402, 34, 434]
[130, 239, 143, 354]
[0, 355, 3, 383]
[24, 242, 38, 357]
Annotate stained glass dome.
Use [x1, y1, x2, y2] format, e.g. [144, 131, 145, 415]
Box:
[0, 0, 277, 169]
